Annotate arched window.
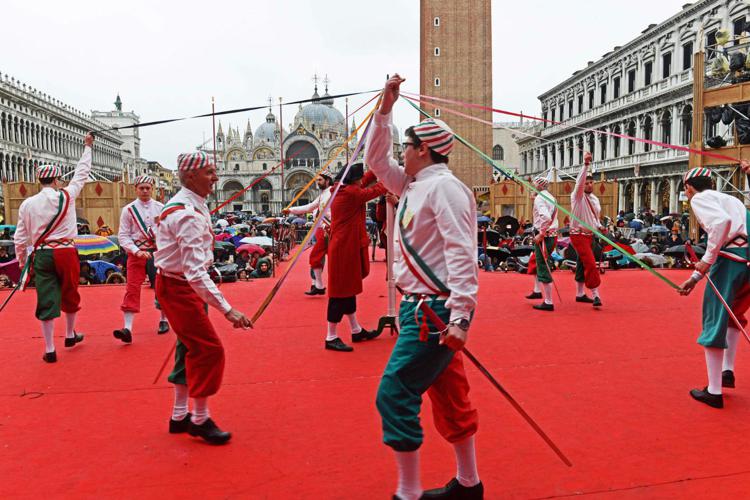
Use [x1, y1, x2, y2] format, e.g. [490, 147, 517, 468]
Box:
[434, 16, 440, 26]
[434, 47, 440, 56]
[434, 78, 440, 87]
[492, 145, 504, 161]
[434, 108, 441, 117]
[262, 163, 267, 170]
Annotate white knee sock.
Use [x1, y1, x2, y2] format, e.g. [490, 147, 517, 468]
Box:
[313, 267, 324, 289]
[591, 287, 600, 299]
[541, 283, 553, 305]
[454, 435, 480, 487]
[326, 322, 338, 341]
[533, 278, 541, 293]
[394, 450, 422, 500]
[576, 282, 585, 296]
[64, 312, 76, 338]
[160, 310, 167, 322]
[41, 320, 55, 353]
[724, 327, 740, 372]
[191, 397, 210, 425]
[124, 312, 135, 330]
[172, 384, 189, 420]
[705, 347, 724, 395]
[347, 313, 362, 334]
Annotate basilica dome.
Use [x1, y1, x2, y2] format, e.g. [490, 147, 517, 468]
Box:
[294, 87, 345, 131]
[254, 111, 284, 146]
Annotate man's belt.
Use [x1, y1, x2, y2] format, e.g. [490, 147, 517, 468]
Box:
[134, 238, 156, 250]
[401, 292, 450, 302]
[569, 227, 593, 236]
[725, 234, 748, 249]
[38, 239, 74, 250]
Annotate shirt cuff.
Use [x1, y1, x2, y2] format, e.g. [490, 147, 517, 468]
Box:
[449, 309, 471, 323]
[374, 110, 392, 124]
[218, 298, 232, 315]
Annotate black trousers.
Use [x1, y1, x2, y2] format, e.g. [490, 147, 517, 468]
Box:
[327, 296, 356, 323]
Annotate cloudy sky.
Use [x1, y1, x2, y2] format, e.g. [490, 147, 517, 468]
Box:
[2, 0, 689, 167]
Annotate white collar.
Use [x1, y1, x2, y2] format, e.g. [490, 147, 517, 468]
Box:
[414, 163, 449, 182]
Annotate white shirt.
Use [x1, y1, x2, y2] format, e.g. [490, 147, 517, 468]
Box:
[118, 197, 164, 254]
[533, 190, 559, 234]
[365, 111, 478, 322]
[287, 188, 332, 226]
[570, 161, 601, 232]
[154, 187, 232, 314]
[691, 189, 748, 265]
[14, 146, 92, 259]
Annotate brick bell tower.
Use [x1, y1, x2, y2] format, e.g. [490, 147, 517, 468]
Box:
[420, 0, 493, 190]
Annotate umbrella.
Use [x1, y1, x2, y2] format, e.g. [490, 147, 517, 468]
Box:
[232, 223, 250, 231]
[236, 243, 265, 255]
[73, 234, 119, 255]
[291, 218, 306, 225]
[252, 215, 265, 222]
[477, 229, 501, 247]
[646, 225, 669, 234]
[0, 224, 16, 235]
[214, 241, 235, 251]
[107, 236, 119, 246]
[664, 244, 705, 257]
[240, 236, 274, 246]
[216, 219, 229, 228]
[477, 215, 492, 223]
[495, 215, 519, 236]
[263, 217, 279, 224]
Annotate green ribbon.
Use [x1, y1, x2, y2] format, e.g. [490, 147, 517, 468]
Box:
[403, 98, 681, 290]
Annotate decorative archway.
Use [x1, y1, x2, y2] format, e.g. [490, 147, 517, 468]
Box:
[285, 170, 315, 206]
[285, 139, 320, 169]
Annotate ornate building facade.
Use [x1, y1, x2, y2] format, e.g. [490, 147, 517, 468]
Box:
[519, 0, 750, 216]
[203, 79, 401, 214]
[0, 71, 123, 187]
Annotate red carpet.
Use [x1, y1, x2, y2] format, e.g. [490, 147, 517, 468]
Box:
[1, 253, 749, 498]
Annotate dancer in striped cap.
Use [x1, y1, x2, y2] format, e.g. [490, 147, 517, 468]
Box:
[113, 174, 168, 344]
[528, 173, 558, 311]
[366, 75, 482, 500]
[570, 151, 603, 307]
[678, 167, 749, 409]
[13, 133, 94, 363]
[154, 151, 251, 444]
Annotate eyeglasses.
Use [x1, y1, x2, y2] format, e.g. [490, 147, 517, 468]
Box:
[402, 141, 420, 150]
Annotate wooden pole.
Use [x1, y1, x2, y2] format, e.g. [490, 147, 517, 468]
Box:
[211, 97, 218, 212]
[279, 97, 284, 211]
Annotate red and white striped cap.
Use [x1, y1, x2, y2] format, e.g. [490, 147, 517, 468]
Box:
[37, 164, 61, 179]
[177, 151, 213, 171]
[133, 175, 155, 186]
[683, 167, 711, 182]
[412, 118, 454, 157]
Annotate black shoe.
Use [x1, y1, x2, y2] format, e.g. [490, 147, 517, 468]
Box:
[422, 478, 484, 499]
[169, 413, 192, 434]
[158, 321, 170, 335]
[576, 295, 594, 303]
[533, 303, 554, 312]
[593, 297, 602, 308]
[690, 387, 723, 408]
[325, 337, 353, 352]
[113, 328, 132, 344]
[42, 351, 57, 363]
[525, 291, 542, 299]
[351, 328, 381, 343]
[64, 332, 84, 347]
[304, 286, 326, 296]
[723, 370, 735, 388]
[188, 417, 232, 445]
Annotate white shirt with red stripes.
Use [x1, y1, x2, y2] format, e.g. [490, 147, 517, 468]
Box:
[533, 190, 559, 235]
[570, 161, 602, 233]
[154, 187, 232, 314]
[118, 198, 163, 254]
[14, 146, 92, 259]
[365, 111, 478, 322]
[690, 189, 748, 265]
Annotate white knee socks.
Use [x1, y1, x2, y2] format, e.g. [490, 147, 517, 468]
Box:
[326, 322, 338, 341]
[172, 384, 189, 420]
[65, 312, 76, 338]
[541, 283, 553, 305]
[705, 347, 724, 395]
[591, 287, 600, 299]
[347, 313, 362, 334]
[312, 268, 324, 289]
[124, 312, 135, 330]
[454, 435, 480, 487]
[576, 282, 585, 296]
[41, 320, 55, 353]
[533, 278, 541, 294]
[191, 397, 210, 425]
[394, 450, 422, 500]
[724, 327, 740, 372]
[160, 310, 167, 322]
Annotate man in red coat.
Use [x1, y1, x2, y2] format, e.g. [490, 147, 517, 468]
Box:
[325, 162, 388, 351]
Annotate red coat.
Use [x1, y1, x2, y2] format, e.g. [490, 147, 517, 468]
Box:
[327, 174, 387, 298]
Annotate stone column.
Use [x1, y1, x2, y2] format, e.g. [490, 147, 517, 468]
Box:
[650, 179, 659, 212]
[669, 176, 678, 213]
[618, 181, 626, 212]
[716, 172, 724, 192]
[671, 104, 680, 147]
[633, 180, 642, 214]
